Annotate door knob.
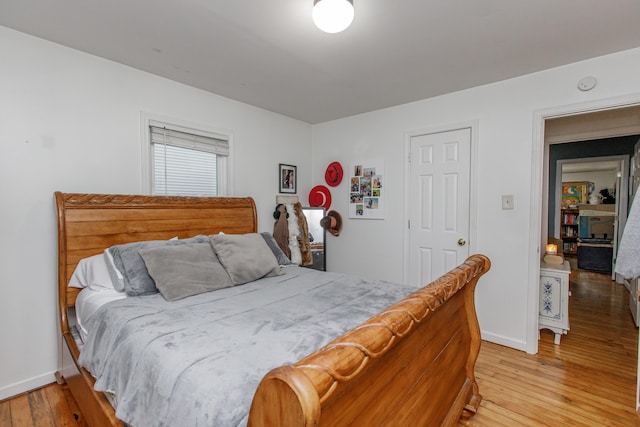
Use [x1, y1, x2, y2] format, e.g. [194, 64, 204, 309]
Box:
[458, 238, 466, 247]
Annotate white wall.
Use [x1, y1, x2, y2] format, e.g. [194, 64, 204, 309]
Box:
[0, 26, 311, 399]
[311, 47, 640, 351]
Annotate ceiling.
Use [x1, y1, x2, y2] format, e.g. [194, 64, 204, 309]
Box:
[2, 1, 640, 124]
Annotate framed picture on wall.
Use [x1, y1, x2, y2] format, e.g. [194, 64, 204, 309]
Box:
[279, 164, 297, 194]
[562, 181, 588, 207]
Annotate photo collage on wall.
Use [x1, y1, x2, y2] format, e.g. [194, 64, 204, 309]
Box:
[349, 160, 384, 219]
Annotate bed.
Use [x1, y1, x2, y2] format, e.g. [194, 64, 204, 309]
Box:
[55, 192, 491, 426]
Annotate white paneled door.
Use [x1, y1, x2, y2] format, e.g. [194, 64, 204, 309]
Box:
[409, 128, 471, 286]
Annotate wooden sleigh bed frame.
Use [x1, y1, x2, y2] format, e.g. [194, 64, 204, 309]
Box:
[55, 192, 491, 426]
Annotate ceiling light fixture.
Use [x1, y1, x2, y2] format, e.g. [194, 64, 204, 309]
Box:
[312, 0, 354, 34]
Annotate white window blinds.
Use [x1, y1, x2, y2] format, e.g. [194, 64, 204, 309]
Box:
[150, 125, 229, 197]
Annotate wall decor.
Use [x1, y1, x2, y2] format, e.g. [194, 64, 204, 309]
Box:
[308, 185, 332, 210]
[279, 164, 297, 194]
[562, 181, 588, 207]
[349, 159, 384, 219]
[324, 161, 344, 187]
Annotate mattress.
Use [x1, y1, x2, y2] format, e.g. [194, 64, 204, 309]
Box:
[75, 287, 127, 342]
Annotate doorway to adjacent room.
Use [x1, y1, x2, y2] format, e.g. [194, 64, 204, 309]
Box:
[533, 99, 640, 410]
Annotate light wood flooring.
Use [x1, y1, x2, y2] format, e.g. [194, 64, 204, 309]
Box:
[1, 269, 638, 426]
[461, 268, 639, 426]
[0, 381, 85, 427]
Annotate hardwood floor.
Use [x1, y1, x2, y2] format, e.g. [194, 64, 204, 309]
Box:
[461, 268, 639, 426]
[1, 269, 638, 426]
[0, 381, 87, 426]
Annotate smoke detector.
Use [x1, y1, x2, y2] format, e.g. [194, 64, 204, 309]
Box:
[578, 76, 597, 91]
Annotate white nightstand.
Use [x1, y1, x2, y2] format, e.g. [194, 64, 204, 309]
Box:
[539, 260, 571, 345]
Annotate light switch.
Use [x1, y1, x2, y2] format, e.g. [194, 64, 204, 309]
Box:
[502, 195, 514, 210]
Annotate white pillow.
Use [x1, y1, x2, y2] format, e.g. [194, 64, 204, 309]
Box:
[69, 254, 118, 291]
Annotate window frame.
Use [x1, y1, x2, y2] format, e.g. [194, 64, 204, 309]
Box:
[141, 112, 233, 196]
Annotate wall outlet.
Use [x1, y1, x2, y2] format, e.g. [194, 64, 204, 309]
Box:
[502, 195, 514, 210]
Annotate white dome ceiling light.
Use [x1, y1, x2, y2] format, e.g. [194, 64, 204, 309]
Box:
[312, 0, 354, 34]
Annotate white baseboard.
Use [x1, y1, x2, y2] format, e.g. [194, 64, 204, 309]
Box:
[481, 330, 528, 353]
[0, 371, 57, 401]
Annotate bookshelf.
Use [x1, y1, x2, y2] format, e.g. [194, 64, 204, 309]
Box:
[561, 208, 579, 257]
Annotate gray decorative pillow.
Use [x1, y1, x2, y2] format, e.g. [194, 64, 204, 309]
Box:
[260, 232, 294, 266]
[104, 248, 125, 292]
[105, 235, 209, 296]
[139, 243, 233, 301]
[209, 233, 282, 285]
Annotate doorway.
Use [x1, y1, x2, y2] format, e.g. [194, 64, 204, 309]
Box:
[530, 99, 640, 354]
[552, 153, 630, 276]
[532, 97, 640, 411]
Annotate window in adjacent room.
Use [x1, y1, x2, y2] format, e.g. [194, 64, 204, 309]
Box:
[142, 114, 231, 196]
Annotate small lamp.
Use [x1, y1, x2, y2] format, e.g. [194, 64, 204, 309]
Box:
[312, 0, 354, 33]
[545, 244, 558, 255]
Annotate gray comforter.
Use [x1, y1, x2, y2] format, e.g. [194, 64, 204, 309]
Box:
[79, 266, 417, 427]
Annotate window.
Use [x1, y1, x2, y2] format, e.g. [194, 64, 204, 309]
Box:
[142, 115, 231, 197]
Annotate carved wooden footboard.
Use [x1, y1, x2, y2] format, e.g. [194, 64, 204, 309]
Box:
[55, 192, 489, 426]
[249, 254, 490, 426]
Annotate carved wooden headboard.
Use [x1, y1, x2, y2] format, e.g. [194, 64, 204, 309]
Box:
[55, 192, 257, 336]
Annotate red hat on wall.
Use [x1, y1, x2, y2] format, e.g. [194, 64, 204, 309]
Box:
[324, 162, 344, 187]
[308, 185, 332, 210]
